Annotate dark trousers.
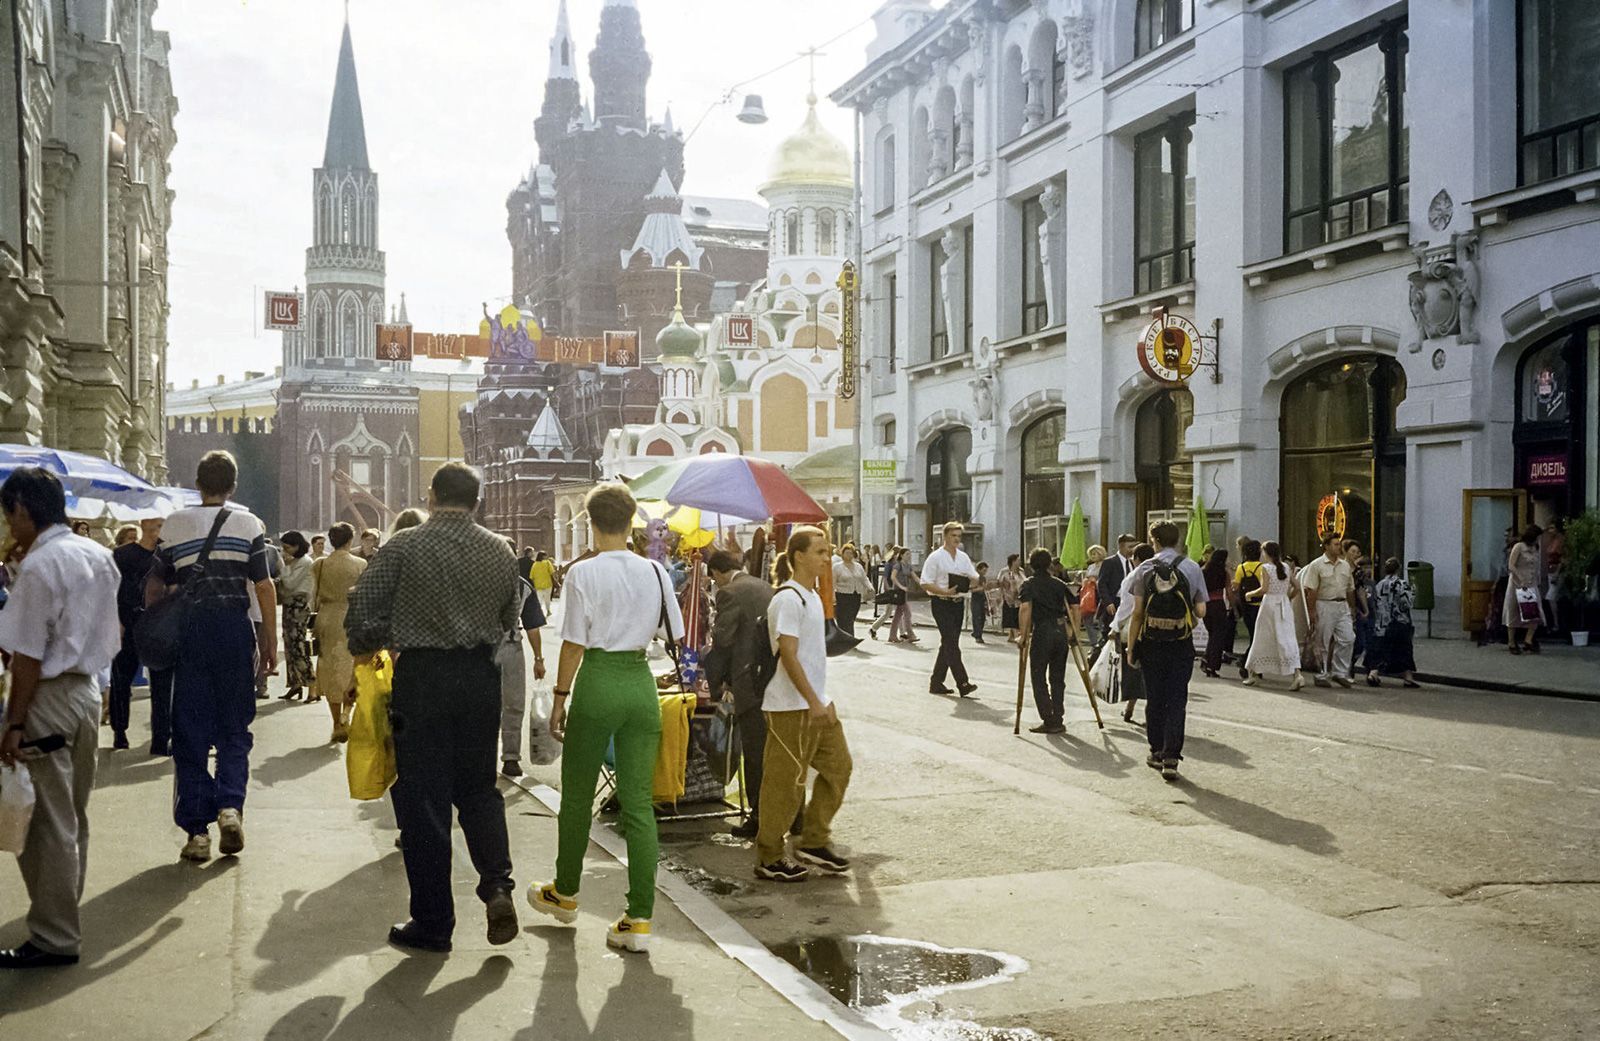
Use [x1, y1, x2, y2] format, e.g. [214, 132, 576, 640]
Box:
[929, 597, 969, 689]
[1029, 623, 1068, 726]
[733, 687, 768, 819]
[1239, 605, 1259, 669]
[110, 626, 174, 746]
[172, 611, 256, 834]
[390, 646, 513, 936]
[1139, 638, 1194, 762]
[835, 593, 862, 637]
[1202, 604, 1232, 672]
[970, 592, 988, 638]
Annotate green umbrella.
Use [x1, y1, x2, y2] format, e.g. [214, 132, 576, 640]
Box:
[1059, 497, 1088, 569]
[1185, 492, 1210, 561]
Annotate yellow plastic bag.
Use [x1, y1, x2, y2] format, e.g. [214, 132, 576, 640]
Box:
[347, 651, 396, 800]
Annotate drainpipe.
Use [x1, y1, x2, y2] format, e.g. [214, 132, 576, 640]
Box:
[10, 0, 30, 277]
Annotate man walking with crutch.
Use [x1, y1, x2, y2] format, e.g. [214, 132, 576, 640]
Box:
[920, 521, 979, 698]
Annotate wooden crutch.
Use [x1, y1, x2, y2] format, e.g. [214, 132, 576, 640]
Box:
[1066, 611, 1105, 729]
[1012, 639, 1028, 735]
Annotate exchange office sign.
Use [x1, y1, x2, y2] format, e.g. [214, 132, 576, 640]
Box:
[862, 458, 897, 494]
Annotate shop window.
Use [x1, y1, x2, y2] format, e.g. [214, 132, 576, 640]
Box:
[1518, 0, 1600, 184]
[1022, 195, 1049, 333]
[1135, 0, 1194, 59]
[1284, 22, 1409, 253]
[1280, 357, 1406, 561]
[926, 427, 972, 530]
[1514, 323, 1596, 523]
[1020, 410, 1066, 552]
[1134, 388, 1194, 533]
[1134, 114, 1196, 294]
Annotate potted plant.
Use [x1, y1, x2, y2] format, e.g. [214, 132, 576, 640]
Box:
[1558, 510, 1600, 646]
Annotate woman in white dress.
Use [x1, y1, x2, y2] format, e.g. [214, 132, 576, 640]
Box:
[1243, 540, 1306, 690]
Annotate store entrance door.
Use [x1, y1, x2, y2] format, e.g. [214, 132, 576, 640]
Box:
[1460, 488, 1529, 635]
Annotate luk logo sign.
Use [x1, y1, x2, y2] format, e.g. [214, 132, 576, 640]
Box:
[726, 314, 755, 347]
[263, 291, 303, 331]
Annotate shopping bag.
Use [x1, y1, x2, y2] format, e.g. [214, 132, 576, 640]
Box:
[346, 652, 397, 801]
[0, 761, 36, 854]
[1191, 619, 1209, 657]
[526, 677, 562, 766]
[1514, 586, 1542, 624]
[1088, 640, 1116, 699]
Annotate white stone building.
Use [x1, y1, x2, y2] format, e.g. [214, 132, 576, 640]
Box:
[834, 0, 1600, 631]
[0, 0, 178, 476]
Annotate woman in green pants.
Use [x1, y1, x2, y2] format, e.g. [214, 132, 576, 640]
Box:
[529, 483, 685, 953]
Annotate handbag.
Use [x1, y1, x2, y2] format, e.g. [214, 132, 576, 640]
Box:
[0, 761, 35, 854]
[1514, 586, 1542, 624]
[135, 508, 230, 671]
[655, 565, 687, 690]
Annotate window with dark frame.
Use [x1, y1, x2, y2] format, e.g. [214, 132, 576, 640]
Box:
[962, 224, 973, 353]
[1518, 0, 1600, 185]
[1283, 21, 1409, 254]
[930, 238, 949, 359]
[1022, 194, 1049, 333]
[1051, 51, 1067, 121]
[1135, 0, 1194, 59]
[887, 272, 898, 373]
[1134, 114, 1196, 294]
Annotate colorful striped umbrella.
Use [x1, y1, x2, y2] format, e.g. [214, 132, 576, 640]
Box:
[628, 455, 828, 525]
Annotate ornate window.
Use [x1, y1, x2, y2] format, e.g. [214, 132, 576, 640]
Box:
[1134, 114, 1197, 293]
[785, 210, 801, 256]
[1284, 22, 1409, 253]
[929, 237, 949, 359]
[1135, 0, 1194, 58]
[818, 209, 836, 255]
[926, 427, 973, 529]
[1022, 195, 1049, 333]
[1518, 0, 1600, 184]
[1020, 410, 1066, 552]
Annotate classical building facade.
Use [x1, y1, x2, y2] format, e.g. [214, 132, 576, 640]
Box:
[0, 0, 177, 477]
[835, 0, 1600, 630]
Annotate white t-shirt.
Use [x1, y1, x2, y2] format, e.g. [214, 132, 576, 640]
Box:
[763, 580, 828, 712]
[559, 550, 686, 652]
[919, 546, 977, 599]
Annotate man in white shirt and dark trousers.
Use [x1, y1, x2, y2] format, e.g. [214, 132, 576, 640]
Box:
[754, 526, 853, 883]
[0, 468, 121, 968]
[1301, 533, 1358, 688]
[920, 521, 980, 697]
[1128, 523, 1208, 782]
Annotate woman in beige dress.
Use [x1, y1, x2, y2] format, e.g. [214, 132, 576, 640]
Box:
[312, 522, 367, 742]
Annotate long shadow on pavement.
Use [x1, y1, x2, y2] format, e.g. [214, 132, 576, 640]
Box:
[1037, 729, 1140, 779]
[0, 859, 235, 1012]
[1172, 778, 1339, 855]
[92, 748, 174, 789]
[516, 928, 693, 1040]
[266, 953, 513, 1041]
[253, 743, 343, 788]
[252, 855, 402, 992]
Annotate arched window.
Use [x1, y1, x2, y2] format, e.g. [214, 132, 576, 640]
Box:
[1020, 411, 1066, 551]
[1027, 20, 1061, 126]
[1280, 357, 1407, 560]
[1136, 0, 1194, 58]
[933, 85, 957, 180]
[818, 210, 836, 255]
[313, 299, 329, 357]
[1135, 388, 1194, 534]
[645, 439, 675, 457]
[341, 188, 355, 244]
[926, 426, 973, 533]
[340, 297, 359, 356]
[785, 211, 801, 256]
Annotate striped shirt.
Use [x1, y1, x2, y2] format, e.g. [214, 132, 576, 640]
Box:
[152, 505, 272, 613]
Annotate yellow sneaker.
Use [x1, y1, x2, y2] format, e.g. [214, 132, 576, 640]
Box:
[527, 882, 578, 924]
[606, 915, 651, 954]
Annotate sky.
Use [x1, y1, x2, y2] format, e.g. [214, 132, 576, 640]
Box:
[158, 0, 879, 387]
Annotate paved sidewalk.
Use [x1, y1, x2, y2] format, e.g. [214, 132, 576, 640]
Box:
[0, 669, 846, 1041]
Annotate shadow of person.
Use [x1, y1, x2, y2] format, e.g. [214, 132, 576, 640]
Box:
[262, 993, 344, 1041]
[1175, 779, 1339, 855]
[92, 748, 174, 789]
[252, 743, 343, 788]
[252, 855, 403, 991]
[1039, 728, 1137, 779]
[0, 860, 233, 1012]
[1176, 734, 1254, 770]
[321, 953, 512, 1040]
[515, 929, 694, 1041]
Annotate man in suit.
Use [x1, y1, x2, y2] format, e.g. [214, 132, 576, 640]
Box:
[703, 549, 775, 840]
[1095, 533, 1139, 641]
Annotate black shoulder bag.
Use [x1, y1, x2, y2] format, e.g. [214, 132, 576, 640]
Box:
[135, 508, 230, 671]
[654, 564, 686, 690]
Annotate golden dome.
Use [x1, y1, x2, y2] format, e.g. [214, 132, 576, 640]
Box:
[762, 94, 853, 194]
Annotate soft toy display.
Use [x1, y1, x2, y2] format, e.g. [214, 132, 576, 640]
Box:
[645, 517, 670, 565]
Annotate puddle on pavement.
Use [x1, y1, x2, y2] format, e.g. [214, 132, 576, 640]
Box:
[661, 856, 751, 898]
[770, 934, 1046, 1041]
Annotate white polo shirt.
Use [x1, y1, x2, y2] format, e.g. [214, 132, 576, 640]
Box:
[919, 545, 977, 600]
[764, 580, 828, 712]
[0, 524, 121, 679]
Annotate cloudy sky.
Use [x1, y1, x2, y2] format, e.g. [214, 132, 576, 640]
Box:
[158, 0, 878, 386]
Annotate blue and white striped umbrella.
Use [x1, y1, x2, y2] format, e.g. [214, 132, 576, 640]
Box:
[0, 445, 166, 508]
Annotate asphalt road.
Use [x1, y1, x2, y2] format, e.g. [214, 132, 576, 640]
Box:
[663, 632, 1600, 1040]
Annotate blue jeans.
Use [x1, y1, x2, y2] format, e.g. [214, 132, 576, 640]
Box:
[171, 610, 257, 835]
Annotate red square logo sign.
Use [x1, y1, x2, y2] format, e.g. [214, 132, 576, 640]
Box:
[263, 292, 303, 331]
[726, 314, 755, 347]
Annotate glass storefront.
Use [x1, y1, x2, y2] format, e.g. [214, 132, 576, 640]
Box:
[1280, 357, 1406, 560]
[1020, 410, 1066, 555]
[926, 426, 972, 533]
[1135, 387, 1194, 535]
[1515, 321, 1597, 525]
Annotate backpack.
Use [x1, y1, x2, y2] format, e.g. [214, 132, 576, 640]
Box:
[752, 586, 805, 695]
[1140, 561, 1194, 642]
[1237, 561, 1262, 603]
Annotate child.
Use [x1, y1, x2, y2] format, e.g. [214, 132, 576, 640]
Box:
[970, 561, 990, 644]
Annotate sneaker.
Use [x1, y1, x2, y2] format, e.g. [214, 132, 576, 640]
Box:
[501, 760, 524, 779]
[957, 683, 978, 697]
[180, 832, 212, 862]
[755, 859, 810, 883]
[527, 882, 578, 924]
[1241, 674, 1260, 687]
[729, 817, 759, 840]
[795, 847, 851, 874]
[217, 809, 244, 856]
[1146, 753, 1163, 770]
[1161, 759, 1180, 781]
[485, 889, 519, 945]
[606, 915, 651, 954]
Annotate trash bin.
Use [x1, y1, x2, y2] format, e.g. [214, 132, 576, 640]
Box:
[1408, 561, 1434, 611]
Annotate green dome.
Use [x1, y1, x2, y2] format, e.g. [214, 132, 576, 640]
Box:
[656, 306, 701, 358]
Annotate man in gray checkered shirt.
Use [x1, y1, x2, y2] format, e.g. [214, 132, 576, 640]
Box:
[345, 462, 523, 954]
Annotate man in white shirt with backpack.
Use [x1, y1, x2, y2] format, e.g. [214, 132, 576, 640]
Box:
[1128, 522, 1207, 782]
[754, 526, 853, 884]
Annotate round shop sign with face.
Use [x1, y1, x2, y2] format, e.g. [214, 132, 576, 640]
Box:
[1138, 315, 1201, 384]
